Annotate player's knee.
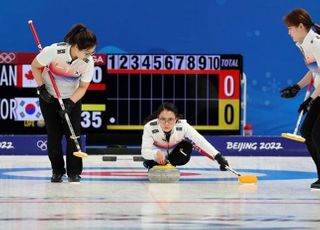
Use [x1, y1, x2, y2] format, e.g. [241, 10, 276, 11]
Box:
[168, 140, 193, 166]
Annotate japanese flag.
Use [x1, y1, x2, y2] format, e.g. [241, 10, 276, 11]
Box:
[14, 97, 43, 121]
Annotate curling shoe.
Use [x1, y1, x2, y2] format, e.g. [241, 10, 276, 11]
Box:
[68, 175, 81, 183]
[311, 179, 320, 189]
[143, 160, 159, 170]
[51, 174, 64, 183]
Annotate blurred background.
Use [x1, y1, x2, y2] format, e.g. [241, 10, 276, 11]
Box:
[0, 0, 319, 138]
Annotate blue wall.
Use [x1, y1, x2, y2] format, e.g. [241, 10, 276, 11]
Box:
[0, 0, 319, 135]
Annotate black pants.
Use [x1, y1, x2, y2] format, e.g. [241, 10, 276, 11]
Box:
[40, 98, 82, 176]
[143, 140, 193, 169]
[300, 97, 320, 179]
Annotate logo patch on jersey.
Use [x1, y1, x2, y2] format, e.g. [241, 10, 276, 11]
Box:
[57, 49, 66, 54]
[152, 129, 159, 134]
[74, 71, 81, 76]
[176, 127, 182, 131]
[150, 121, 157, 126]
[57, 42, 67, 46]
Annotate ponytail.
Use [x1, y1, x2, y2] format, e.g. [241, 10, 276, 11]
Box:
[64, 24, 96, 50]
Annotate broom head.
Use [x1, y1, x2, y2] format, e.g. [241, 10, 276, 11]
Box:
[73, 151, 88, 158]
[238, 175, 258, 184]
[281, 133, 305, 142]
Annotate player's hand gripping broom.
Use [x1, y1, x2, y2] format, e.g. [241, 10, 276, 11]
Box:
[216, 154, 258, 184]
[28, 20, 88, 158]
[281, 79, 314, 142]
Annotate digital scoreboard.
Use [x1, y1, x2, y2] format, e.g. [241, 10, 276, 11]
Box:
[106, 54, 242, 134]
[0, 52, 242, 135]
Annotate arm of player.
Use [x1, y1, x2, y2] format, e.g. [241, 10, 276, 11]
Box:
[31, 58, 45, 86]
[69, 80, 90, 103]
[184, 122, 229, 170]
[310, 82, 320, 99]
[184, 122, 219, 159]
[31, 55, 54, 103]
[69, 60, 94, 103]
[297, 70, 313, 89]
[141, 125, 159, 161]
[31, 45, 55, 86]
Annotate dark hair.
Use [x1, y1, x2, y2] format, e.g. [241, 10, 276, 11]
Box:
[64, 24, 97, 50]
[283, 8, 320, 34]
[143, 102, 182, 124]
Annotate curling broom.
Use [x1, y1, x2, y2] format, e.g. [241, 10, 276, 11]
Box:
[28, 20, 88, 158]
[225, 165, 258, 184]
[194, 145, 258, 184]
[281, 79, 314, 143]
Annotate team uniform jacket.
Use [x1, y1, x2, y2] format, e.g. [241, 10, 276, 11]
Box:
[296, 29, 320, 88]
[36, 42, 94, 99]
[141, 119, 220, 160]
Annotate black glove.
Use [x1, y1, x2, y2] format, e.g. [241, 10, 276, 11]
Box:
[215, 153, 229, 171]
[37, 84, 53, 103]
[298, 97, 313, 114]
[59, 99, 75, 119]
[280, 84, 300, 98]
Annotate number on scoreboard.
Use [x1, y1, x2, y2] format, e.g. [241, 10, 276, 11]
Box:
[106, 54, 242, 134]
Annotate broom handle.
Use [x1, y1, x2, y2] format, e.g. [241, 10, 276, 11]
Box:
[28, 20, 82, 152]
[293, 79, 314, 135]
[225, 165, 241, 177]
[293, 112, 304, 135]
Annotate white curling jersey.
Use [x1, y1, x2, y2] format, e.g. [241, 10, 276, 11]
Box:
[141, 119, 220, 160]
[36, 42, 94, 99]
[297, 29, 320, 89]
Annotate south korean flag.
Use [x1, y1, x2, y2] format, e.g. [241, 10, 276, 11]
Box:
[14, 97, 43, 121]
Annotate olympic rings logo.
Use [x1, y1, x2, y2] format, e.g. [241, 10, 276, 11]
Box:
[37, 140, 47, 151]
[0, 52, 16, 63]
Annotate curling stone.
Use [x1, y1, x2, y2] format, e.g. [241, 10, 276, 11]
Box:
[148, 164, 180, 183]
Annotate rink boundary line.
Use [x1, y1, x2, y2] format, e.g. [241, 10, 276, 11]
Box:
[0, 199, 319, 205]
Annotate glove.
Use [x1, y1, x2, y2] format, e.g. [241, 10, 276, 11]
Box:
[280, 84, 300, 98]
[59, 99, 75, 119]
[298, 97, 313, 114]
[215, 153, 229, 171]
[37, 84, 53, 103]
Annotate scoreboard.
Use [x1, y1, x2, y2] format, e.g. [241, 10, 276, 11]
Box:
[0, 52, 107, 134]
[0, 52, 242, 135]
[106, 54, 242, 134]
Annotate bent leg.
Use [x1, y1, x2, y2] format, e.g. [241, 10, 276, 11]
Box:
[168, 140, 193, 166]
